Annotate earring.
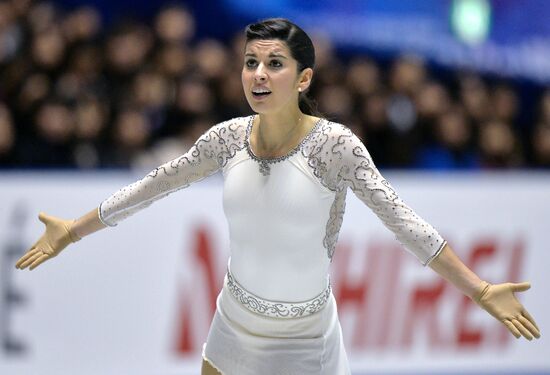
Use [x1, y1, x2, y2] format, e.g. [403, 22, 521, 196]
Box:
[298, 88, 302, 92]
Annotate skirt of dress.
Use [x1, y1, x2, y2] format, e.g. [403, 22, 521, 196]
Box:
[202, 275, 350, 375]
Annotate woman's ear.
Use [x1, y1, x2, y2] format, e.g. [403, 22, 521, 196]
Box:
[298, 68, 313, 92]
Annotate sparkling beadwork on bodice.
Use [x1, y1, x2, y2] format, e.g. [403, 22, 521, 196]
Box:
[245, 115, 323, 176]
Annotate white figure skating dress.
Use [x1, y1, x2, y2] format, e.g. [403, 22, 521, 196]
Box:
[99, 115, 446, 374]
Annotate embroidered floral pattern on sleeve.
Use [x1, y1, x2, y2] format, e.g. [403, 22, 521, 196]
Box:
[302, 120, 445, 265]
[99, 117, 248, 226]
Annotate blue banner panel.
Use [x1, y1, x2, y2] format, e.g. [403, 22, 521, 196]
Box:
[222, 0, 550, 83]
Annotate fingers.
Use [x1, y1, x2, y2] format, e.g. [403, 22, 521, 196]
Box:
[512, 282, 531, 292]
[30, 254, 49, 270]
[16, 247, 52, 270]
[511, 318, 534, 340]
[503, 320, 521, 339]
[15, 248, 40, 269]
[522, 309, 540, 332]
[18, 250, 45, 270]
[518, 315, 541, 339]
[503, 317, 541, 341]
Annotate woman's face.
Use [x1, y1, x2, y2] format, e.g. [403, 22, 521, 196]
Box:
[241, 39, 310, 115]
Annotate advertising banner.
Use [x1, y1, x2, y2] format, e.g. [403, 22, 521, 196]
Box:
[0, 172, 549, 374]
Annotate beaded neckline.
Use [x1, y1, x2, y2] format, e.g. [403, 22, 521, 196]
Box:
[245, 115, 322, 175]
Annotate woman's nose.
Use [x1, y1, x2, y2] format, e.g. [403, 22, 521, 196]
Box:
[254, 64, 267, 81]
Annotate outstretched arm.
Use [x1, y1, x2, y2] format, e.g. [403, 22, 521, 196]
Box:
[429, 243, 541, 340]
[15, 208, 106, 270]
[14, 123, 221, 271]
[331, 124, 541, 341]
[15, 118, 248, 271]
[72, 208, 107, 238]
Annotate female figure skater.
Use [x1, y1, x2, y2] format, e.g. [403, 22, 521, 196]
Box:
[16, 19, 540, 375]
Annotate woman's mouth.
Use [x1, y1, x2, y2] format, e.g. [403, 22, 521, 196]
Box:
[252, 88, 272, 99]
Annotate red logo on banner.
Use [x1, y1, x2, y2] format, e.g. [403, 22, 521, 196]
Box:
[174, 229, 524, 354]
[174, 227, 220, 354]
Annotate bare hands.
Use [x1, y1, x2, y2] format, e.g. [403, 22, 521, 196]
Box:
[15, 212, 80, 270]
[474, 281, 541, 340]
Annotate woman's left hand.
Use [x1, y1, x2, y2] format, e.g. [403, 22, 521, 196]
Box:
[473, 281, 541, 340]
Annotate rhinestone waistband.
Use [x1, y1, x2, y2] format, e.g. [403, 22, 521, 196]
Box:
[225, 267, 332, 319]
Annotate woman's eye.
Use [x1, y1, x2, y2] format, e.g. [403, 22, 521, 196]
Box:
[244, 59, 282, 69]
[245, 59, 257, 68]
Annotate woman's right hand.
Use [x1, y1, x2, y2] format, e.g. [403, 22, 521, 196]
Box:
[15, 212, 81, 270]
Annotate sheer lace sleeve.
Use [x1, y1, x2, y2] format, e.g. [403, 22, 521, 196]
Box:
[99, 118, 247, 226]
[332, 124, 446, 265]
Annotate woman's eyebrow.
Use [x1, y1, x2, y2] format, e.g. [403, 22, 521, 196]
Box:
[244, 52, 288, 59]
[269, 53, 288, 59]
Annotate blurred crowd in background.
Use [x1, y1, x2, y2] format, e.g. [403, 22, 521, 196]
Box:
[1, 0, 550, 170]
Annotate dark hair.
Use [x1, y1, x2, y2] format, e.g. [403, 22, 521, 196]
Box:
[244, 18, 320, 116]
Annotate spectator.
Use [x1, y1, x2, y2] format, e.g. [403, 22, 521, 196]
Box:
[55, 43, 106, 101]
[0, 1, 23, 66]
[73, 97, 109, 169]
[131, 69, 170, 132]
[105, 107, 152, 168]
[317, 83, 353, 122]
[492, 84, 519, 124]
[153, 42, 191, 79]
[459, 74, 491, 124]
[416, 107, 478, 169]
[19, 99, 76, 167]
[61, 6, 102, 45]
[0, 103, 16, 166]
[360, 91, 392, 166]
[478, 120, 523, 168]
[531, 123, 550, 168]
[104, 21, 153, 104]
[345, 57, 381, 98]
[416, 81, 451, 124]
[15, 73, 51, 116]
[30, 25, 67, 75]
[175, 74, 215, 116]
[538, 89, 550, 125]
[133, 115, 214, 171]
[153, 4, 195, 45]
[390, 55, 426, 96]
[193, 39, 230, 82]
[217, 71, 250, 119]
[26, 2, 58, 35]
